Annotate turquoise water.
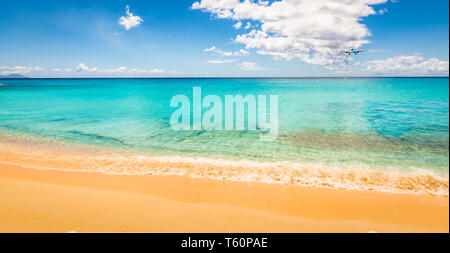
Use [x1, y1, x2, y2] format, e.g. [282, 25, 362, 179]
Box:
[0, 78, 448, 175]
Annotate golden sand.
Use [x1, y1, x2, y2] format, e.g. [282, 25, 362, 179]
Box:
[0, 137, 448, 232]
[0, 160, 448, 232]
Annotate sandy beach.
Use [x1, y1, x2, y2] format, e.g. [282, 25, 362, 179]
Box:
[1, 0, 448, 237]
[0, 160, 448, 233]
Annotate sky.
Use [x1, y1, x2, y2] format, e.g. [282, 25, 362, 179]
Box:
[0, 0, 448, 77]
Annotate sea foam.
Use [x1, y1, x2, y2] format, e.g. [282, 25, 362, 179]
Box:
[0, 139, 448, 196]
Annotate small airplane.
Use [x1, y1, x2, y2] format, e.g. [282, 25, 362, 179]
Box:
[344, 48, 364, 55]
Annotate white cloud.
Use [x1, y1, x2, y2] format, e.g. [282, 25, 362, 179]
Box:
[149, 68, 166, 74]
[204, 46, 217, 52]
[237, 49, 249, 56]
[75, 63, 88, 72]
[221, 48, 249, 56]
[378, 8, 388, 15]
[203, 46, 249, 56]
[76, 63, 97, 72]
[192, 0, 388, 66]
[74, 63, 166, 74]
[363, 54, 449, 76]
[0, 65, 43, 75]
[103, 66, 126, 73]
[102, 67, 166, 74]
[238, 61, 265, 71]
[244, 22, 251, 29]
[2, 64, 169, 76]
[207, 59, 238, 63]
[233, 21, 242, 29]
[53, 68, 72, 73]
[119, 5, 143, 30]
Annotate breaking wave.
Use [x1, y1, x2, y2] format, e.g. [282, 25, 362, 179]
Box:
[0, 138, 448, 196]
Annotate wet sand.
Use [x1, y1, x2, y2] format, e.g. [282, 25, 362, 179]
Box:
[0, 162, 448, 232]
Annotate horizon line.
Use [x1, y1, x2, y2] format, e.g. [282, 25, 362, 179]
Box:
[1, 76, 449, 79]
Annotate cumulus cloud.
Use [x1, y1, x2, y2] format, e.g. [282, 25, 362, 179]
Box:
[192, 0, 388, 66]
[76, 63, 98, 72]
[204, 46, 217, 52]
[233, 21, 242, 29]
[238, 61, 265, 71]
[207, 59, 238, 63]
[119, 5, 143, 30]
[363, 54, 449, 76]
[203, 46, 249, 56]
[0, 65, 43, 75]
[74, 63, 166, 74]
[244, 22, 251, 29]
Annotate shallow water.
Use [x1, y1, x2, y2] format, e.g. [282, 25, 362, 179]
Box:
[0, 78, 448, 177]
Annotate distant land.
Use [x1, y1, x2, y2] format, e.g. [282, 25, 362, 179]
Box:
[0, 74, 28, 78]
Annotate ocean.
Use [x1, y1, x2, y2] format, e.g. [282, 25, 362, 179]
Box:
[0, 78, 448, 195]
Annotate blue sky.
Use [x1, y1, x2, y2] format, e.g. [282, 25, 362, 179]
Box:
[0, 0, 448, 77]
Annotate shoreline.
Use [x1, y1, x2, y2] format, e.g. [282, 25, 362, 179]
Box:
[0, 138, 448, 197]
[0, 162, 448, 232]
